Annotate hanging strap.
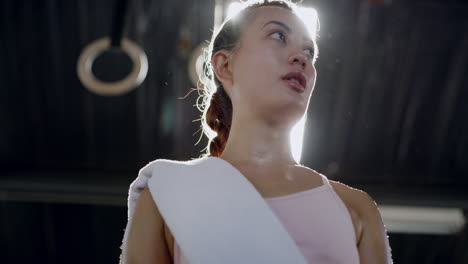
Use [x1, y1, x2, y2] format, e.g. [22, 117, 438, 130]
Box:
[141, 157, 307, 264]
[110, 0, 129, 47]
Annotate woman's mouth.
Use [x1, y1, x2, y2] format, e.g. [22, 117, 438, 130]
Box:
[281, 72, 306, 93]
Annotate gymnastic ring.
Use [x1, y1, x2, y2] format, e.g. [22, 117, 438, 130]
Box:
[77, 37, 148, 96]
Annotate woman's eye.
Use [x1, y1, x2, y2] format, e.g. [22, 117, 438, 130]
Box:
[304, 47, 315, 58]
[271, 31, 286, 42]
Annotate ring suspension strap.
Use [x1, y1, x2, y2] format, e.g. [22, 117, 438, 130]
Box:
[110, 0, 129, 48]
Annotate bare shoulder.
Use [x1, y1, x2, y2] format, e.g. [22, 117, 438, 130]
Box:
[329, 179, 392, 263]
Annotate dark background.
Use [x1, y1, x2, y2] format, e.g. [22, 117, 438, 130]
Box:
[1, 0, 467, 263]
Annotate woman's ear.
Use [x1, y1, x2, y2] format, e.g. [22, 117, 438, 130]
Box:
[211, 50, 234, 88]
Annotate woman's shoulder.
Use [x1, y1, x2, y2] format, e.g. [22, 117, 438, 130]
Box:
[328, 179, 379, 213]
[329, 179, 392, 262]
[328, 179, 386, 243]
[328, 179, 380, 222]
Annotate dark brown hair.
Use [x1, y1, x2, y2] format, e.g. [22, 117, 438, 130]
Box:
[199, 0, 317, 157]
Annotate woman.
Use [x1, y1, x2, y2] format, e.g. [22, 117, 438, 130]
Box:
[122, 1, 392, 263]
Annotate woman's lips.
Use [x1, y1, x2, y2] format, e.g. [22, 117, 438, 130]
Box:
[281, 71, 307, 93]
[282, 79, 305, 93]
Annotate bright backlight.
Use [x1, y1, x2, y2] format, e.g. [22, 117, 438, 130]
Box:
[290, 115, 306, 163]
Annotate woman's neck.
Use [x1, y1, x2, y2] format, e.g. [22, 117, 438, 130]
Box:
[219, 115, 297, 167]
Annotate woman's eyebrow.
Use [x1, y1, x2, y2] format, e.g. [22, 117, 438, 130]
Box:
[262, 20, 291, 33]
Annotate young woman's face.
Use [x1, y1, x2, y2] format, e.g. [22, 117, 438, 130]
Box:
[228, 6, 317, 127]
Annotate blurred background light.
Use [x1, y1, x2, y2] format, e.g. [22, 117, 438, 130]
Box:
[380, 206, 466, 235]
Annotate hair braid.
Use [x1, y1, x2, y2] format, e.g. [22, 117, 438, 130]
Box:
[205, 85, 232, 157]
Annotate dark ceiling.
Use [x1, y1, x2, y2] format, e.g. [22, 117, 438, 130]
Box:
[1, 0, 468, 263]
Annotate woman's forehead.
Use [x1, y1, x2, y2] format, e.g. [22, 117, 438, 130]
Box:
[247, 6, 311, 38]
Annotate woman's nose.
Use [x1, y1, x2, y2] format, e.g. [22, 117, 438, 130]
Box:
[288, 52, 307, 69]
